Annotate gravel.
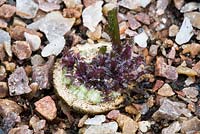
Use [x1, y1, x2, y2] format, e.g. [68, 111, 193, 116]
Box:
[0, 0, 200, 133]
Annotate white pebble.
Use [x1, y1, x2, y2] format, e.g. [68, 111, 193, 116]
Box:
[16, 0, 39, 19]
[175, 17, 194, 45]
[41, 36, 65, 57]
[134, 31, 148, 48]
[138, 121, 151, 133]
[84, 115, 106, 125]
[24, 32, 41, 51]
[82, 1, 103, 32]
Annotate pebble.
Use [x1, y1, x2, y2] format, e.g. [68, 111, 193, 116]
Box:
[153, 80, 164, 92]
[0, 0, 6, 6]
[28, 11, 75, 42]
[195, 101, 200, 117]
[84, 122, 118, 134]
[31, 54, 45, 66]
[188, 102, 196, 113]
[156, 0, 169, 15]
[173, 0, 184, 10]
[24, 32, 41, 51]
[84, 115, 106, 125]
[147, 96, 155, 108]
[0, 4, 16, 19]
[28, 82, 39, 99]
[28, 12, 74, 56]
[182, 43, 200, 57]
[83, 0, 96, 7]
[161, 121, 181, 134]
[8, 67, 32, 96]
[34, 96, 57, 120]
[135, 0, 152, 8]
[0, 44, 5, 61]
[180, 2, 200, 13]
[155, 57, 178, 80]
[166, 47, 176, 59]
[106, 110, 120, 120]
[169, 24, 179, 37]
[149, 45, 159, 57]
[181, 117, 200, 134]
[116, 114, 138, 134]
[12, 41, 32, 60]
[86, 25, 102, 40]
[78, 115, 88, 127]
[82, 1, 103, 32]
[185, 76, 195, 86]
[42, 36, 65, 57]
[118, 0, 151, 10]
[127, 12, 141, 30]
[32, 56, 54, 89]
[184, 12, 200, 29]
[138, 121, 151, 133]
[0, 99, 22, 116]
[16, 0, 39, 19]
[0, 29, 12, 57]
[193, 61, 200, 76]
[182, 87, 199, 99]
[9, 25, 42, 41]
[134, 31, 148, 48]
[176, 65, 197, 76]
[13, 17, 27, 27]
[63, 5, 82, 18]
[3, 61, 16, 72]
[135, 12, 150, 25]
[139, 103, 149, 115]
[38, 0, 60, 12]
[24, 65, 32, 77]
[119, 21, 128, 35]
[29, 115, 46, 133]
[63, 0, 81, 8]
[0, 65, 6, 81]
[0, 18, 7, 28]
[125, 29, 138, 37]
[158, 83, 175, 97]
[118, 13, 128, 22]
[2, 112, 21, 133]
[8, 125, 33, 134]
[0, 82, 8, 98]
[125, 105, 138, 115]
[175, 17, 194, 45]
[152, 98, 192, 120]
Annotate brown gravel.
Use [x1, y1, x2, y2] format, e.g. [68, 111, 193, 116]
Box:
[0, 0, 199, 133]
[34, 96, 57, 120]
[0, 4, 16, 19]
[12, 41, 32, 60]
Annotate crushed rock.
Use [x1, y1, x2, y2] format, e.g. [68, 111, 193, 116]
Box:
[153, 98, 192, 120]
[34, 96, 57, 120]
[84, 115, 106, 125]
[8, 67, 32, 96]
[16, 0, 39, 19]
[175, 17, 194, 45]
[82, 1, 103, 32]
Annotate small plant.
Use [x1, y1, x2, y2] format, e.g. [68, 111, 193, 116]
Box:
[54, 8, 146, 113]
[61, 8, 145, 101]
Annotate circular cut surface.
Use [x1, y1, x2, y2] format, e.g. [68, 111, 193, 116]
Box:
[53, 60, 124, 114]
